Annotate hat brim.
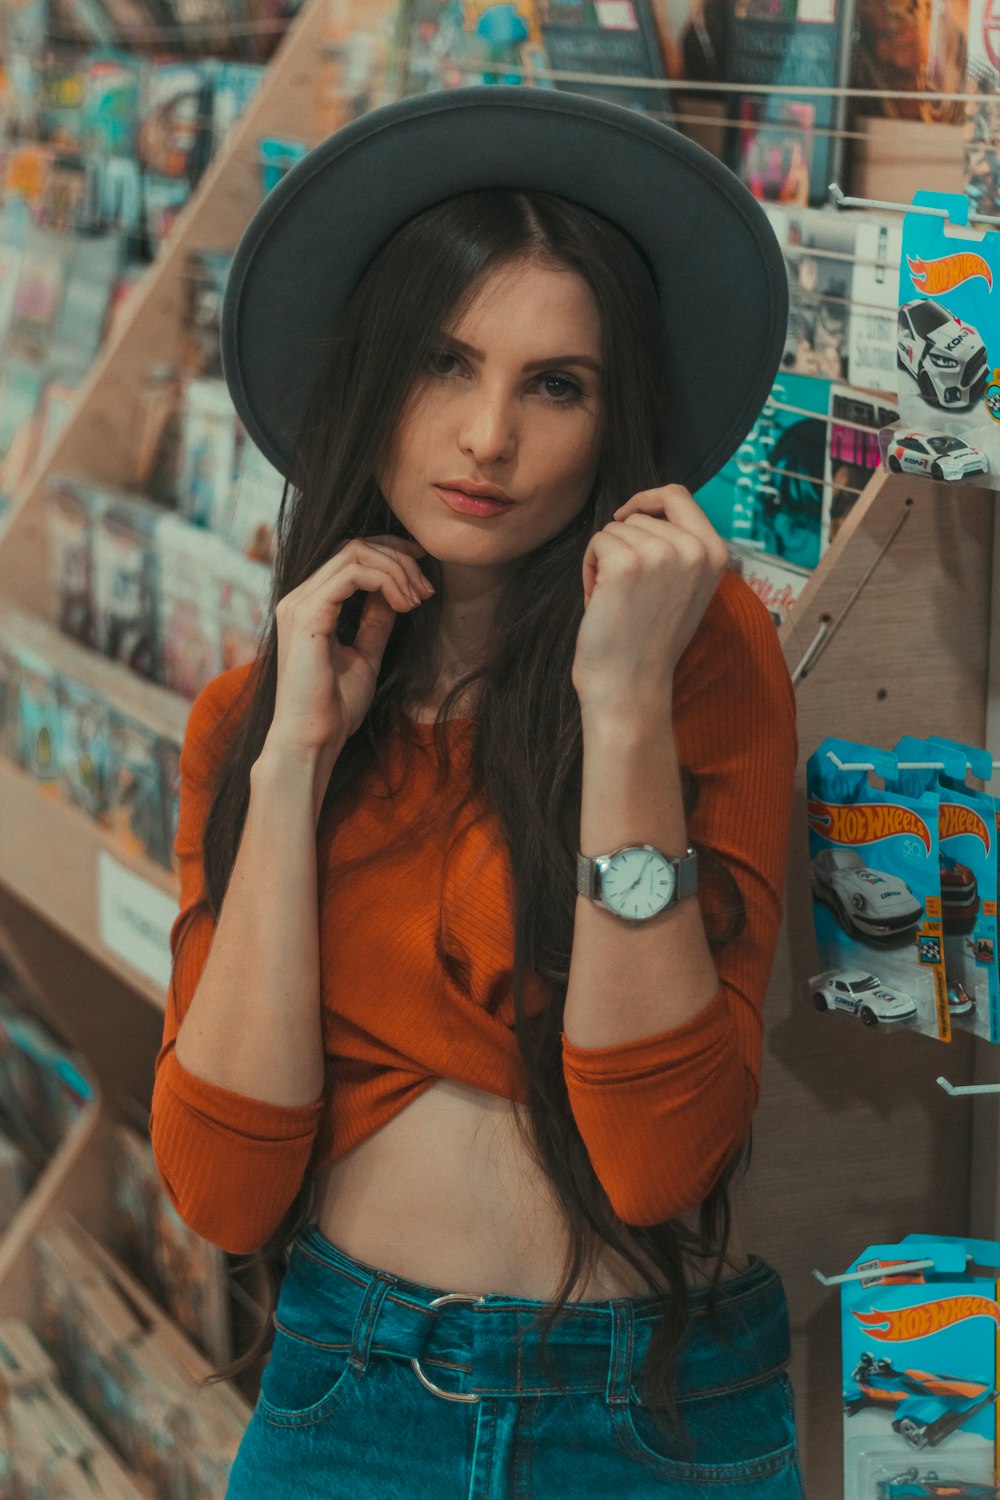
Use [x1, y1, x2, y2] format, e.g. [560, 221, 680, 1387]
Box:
[221, 86, 788, 495]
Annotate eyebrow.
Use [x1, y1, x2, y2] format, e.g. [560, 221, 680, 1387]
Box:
[441, 333, 603, 376]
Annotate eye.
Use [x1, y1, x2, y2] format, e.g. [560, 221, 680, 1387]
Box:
[537, 374, 583, 403]
[428, 350, 462, 377]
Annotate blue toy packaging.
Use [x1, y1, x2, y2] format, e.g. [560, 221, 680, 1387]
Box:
[884, 192, 1000, 488]
[842, 1236, 1000, 1499]
[807, 738, 948, 1040]
[926, 737, 999, 1044]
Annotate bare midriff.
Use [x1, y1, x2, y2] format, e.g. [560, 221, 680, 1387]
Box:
[314, 696, 748, 1302]
[313, 1077, 749, 1302]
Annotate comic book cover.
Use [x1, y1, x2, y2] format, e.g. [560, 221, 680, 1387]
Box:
[46, 476, 103, 647]
[730, 546, 811, 627]
[79, 51, 141, 158]
[180, 248, 230, 378]
[136, 59, 213, 185]
[694, 369, 830, 566]
[849, 216, 903, 398]
[210, 61, 265, 154]
[723, 0, 849, 208]
[398, 0, 549, 94]
[854, 0, 967, 123]
[49, 229, 123, 376]
[7, 240, 66, 363]
[217, 423, 284, 562]
[38, 47, 88, 153]
[823, 385, 898, 547]
[56, 675, 110, 823]
[176, 376, 239, 530]
[10, 643, 62, 795]
[156, 510, 222, 699]
[0, 1129, 29, 1230]
[92, 489, 161, 680]
[0, 1005, 93, 1157]
[212, 542, 271, 670]
[765, 203, 856, 382]
[105, 707, 167, 865]
[967, 0, 1000, 217]
[535, 0, 673, 117]
[112, 1125, 231, 1365]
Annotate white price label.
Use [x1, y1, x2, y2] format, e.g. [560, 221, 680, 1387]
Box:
[98, 852, 177, 989]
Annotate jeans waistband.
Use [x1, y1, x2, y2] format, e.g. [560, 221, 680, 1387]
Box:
[280, 1225, 791, 1404]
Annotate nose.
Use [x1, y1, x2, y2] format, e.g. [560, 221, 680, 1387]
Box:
[457, 386, 517, 465]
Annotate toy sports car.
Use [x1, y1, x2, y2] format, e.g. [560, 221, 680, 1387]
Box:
[940, 857, 980, 935]
[876, 1470, 999, 1499]
[812, 969, 917, 1026]
[897, 299, 989, 408]
[885, 433, 990, 483]
[947, 980, 974, 1017]
[812, 848, 923, 943]
[846, 1352, 998, 1449]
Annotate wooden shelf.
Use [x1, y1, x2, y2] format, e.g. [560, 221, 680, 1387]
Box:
[0, 754, 176, 1011]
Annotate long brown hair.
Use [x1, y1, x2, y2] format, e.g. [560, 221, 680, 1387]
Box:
[196, 188, 748, 1433]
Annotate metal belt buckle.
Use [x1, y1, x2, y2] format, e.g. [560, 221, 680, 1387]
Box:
[410, 1291, 487, 1403]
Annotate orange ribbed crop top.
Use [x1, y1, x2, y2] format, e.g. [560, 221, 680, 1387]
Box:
[150, 568, 797, 1254]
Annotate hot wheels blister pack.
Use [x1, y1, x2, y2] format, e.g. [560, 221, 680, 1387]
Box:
[842, 1236, 1000, 1500]
[807, 738, 948, 1040]
[885, 192, 1000, 487]
[891, 736, 1000, 1044]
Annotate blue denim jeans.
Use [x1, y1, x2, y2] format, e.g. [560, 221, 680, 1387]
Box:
[225, 1224, 805, 1498]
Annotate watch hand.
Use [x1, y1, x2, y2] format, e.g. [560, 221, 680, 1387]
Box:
[622, 853, 654, 895]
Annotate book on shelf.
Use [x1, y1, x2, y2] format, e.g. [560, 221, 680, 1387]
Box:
[721, 0, 855, 208]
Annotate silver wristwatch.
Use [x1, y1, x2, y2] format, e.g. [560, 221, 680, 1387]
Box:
[576, 844, 698, 924]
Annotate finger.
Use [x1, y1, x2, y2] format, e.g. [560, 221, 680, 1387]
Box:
[298, 545, 429, 611]
[581, 525, 643, 602]
[610, 512, 729, 571]
[613, 486, 724, 550]
[352, 589, 397, 673]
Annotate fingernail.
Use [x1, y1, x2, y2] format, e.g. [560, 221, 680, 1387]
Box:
[418, 577, 434, 594]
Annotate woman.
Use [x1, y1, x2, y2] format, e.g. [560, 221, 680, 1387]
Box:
[150, 87, 800, 1496]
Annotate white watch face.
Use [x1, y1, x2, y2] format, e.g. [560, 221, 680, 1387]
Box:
[600, 847, 675, 920]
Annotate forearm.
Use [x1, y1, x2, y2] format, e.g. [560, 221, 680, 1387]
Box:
[172, 735, 338, 1107]
[563, 707, 719, 1048]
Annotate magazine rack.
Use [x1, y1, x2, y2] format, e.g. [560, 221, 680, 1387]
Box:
[0, 4, 993, 1494]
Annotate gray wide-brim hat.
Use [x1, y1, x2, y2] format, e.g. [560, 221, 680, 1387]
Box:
[221, 86, 788, 495]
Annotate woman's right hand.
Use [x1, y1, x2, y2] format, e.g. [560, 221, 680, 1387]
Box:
[267, 534, 434, 760]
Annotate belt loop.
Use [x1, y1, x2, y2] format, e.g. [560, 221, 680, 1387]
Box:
[348, 1272, 395, 1371]
[606, 1301, 634, 1409]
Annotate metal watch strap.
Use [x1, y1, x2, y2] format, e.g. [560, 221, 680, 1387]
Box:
[575, 847, 699, 903]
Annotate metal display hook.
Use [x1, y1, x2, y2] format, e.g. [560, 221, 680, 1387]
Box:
[824, 752, 1000, 773]
[812, 1259, 935, 1287]
[938, 1078, 1000, 1097]
[829, 181, 1000, 230]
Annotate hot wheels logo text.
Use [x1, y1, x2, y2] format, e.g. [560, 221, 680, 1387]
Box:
[854, 1296, 1000, 1341]
[907, 252, 994, 295]
[940, 802, 991, 853]
[807, 799, 932, 854]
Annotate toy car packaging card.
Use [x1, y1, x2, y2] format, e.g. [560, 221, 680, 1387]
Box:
[842, 1235, 1000, 1499]
[885, 192, 1000, 489]
[927, 736, 1000, 1044]
[807, 738, 948, 1041]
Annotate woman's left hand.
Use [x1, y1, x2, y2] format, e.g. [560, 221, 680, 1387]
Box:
[571, 484, 730, 720]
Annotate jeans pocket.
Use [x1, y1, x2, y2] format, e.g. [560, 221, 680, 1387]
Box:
[611, 1370, 801, 1484]
[256, 1321, 358, 1429]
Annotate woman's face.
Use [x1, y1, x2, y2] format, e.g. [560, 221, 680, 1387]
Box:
[378, 258, 603, 586]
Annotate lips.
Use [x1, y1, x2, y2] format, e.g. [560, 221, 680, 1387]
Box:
[434, 485, 514, 517]
[436, 480, 514, 503]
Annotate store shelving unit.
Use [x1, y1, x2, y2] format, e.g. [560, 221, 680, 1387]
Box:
[0, 12, 993, 1496]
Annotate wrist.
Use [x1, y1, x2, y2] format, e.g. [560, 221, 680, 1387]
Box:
[253, 736, 342, 824]
[579, 700, 675, 744]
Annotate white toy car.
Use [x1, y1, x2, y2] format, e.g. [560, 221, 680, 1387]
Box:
[812, 848, 923, 943]
[897, 299, 988, 408]
[886, 432, 989, 482]
[812, 969, 918, 1027]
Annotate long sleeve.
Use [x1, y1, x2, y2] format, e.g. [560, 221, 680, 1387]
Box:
[561, 572, 797, 1226]
[149, 665, 324, 1254]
